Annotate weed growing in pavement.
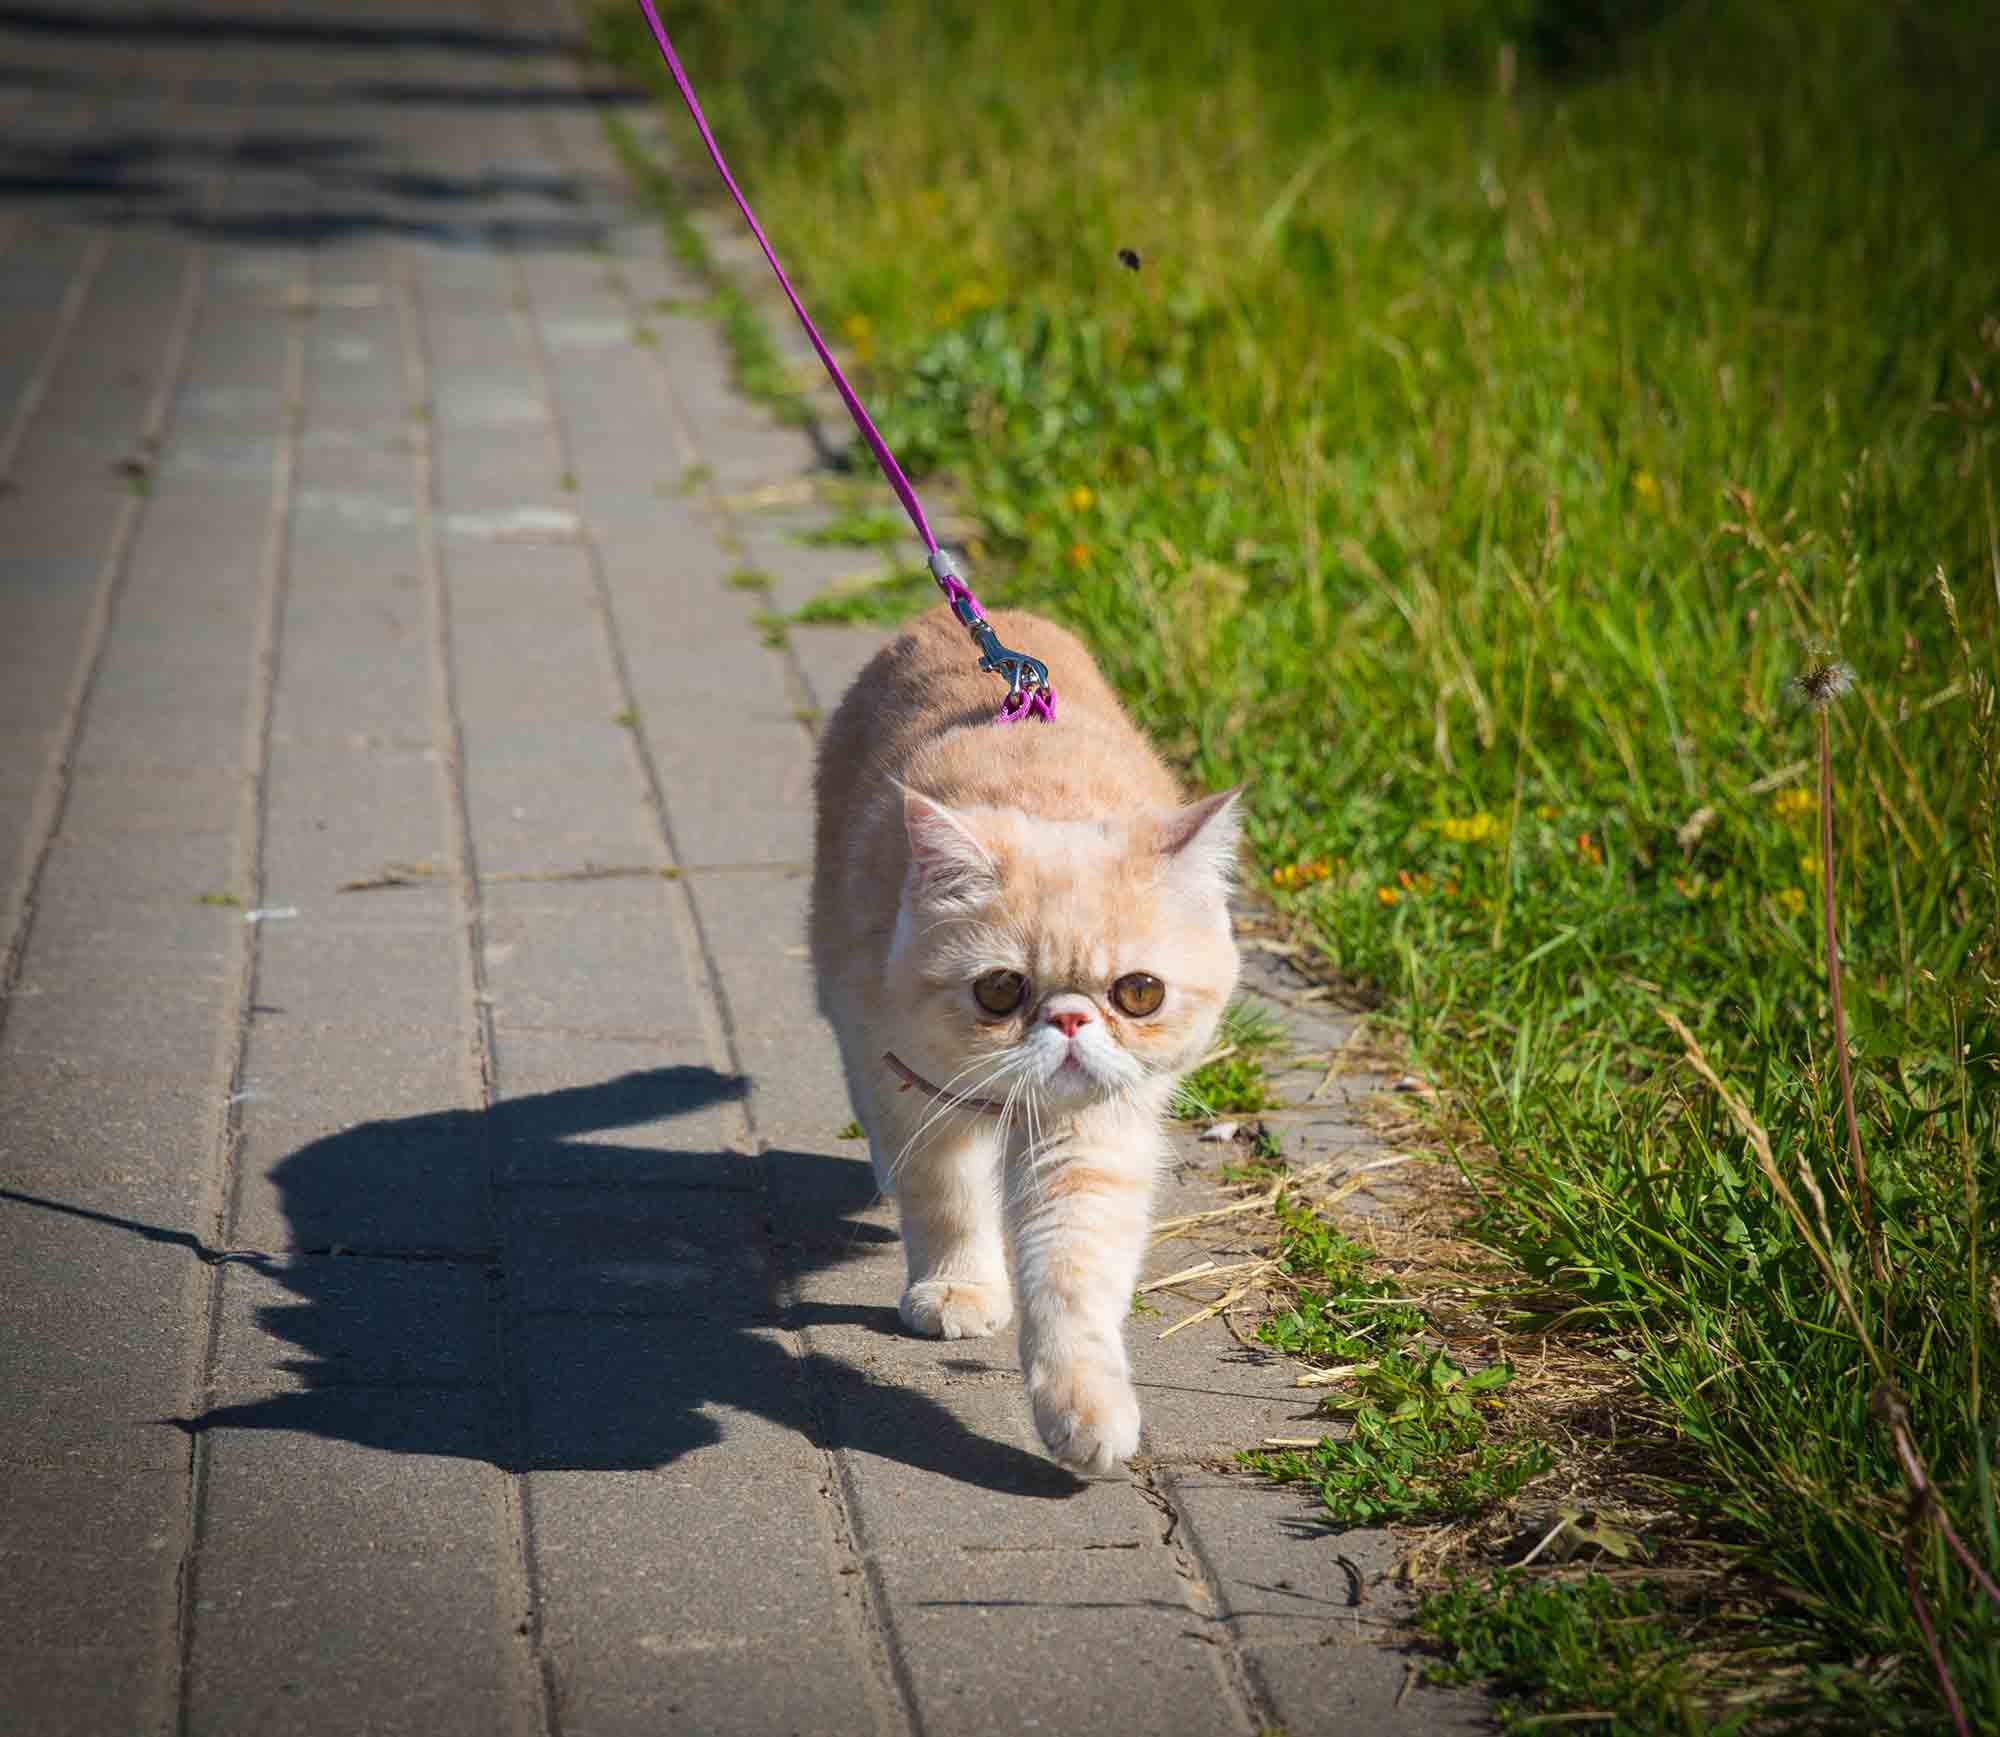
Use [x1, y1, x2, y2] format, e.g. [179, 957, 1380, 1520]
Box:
[788, 565, 936, 628]
[790, 507, 908, 550]
[1177, 999, 1279, 1118]
[1244, 1193, 1549, 1527]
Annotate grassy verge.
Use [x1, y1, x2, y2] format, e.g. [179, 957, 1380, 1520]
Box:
[596, 0, 1999, 1724]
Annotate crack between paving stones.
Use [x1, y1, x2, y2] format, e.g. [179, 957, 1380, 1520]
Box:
[1137, 1468, 1281, 1735]
[517, 62, 921, 1737]
[0, 110, 204, 1056]
[398, 241, 562, 1737]
[171, 130, 293, 1737]
[0, 46, 133, 490]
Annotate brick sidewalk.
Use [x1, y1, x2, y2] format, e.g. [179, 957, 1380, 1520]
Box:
[0, 5, 1481, 1732]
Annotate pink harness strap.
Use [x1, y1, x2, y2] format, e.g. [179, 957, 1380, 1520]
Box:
[632, 1, 1054, 722]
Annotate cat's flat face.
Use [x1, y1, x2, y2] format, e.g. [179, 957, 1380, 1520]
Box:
[885, 796, 1240, 1115]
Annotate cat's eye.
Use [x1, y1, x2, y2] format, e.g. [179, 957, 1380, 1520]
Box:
[1111, 973, 1165, 1017]
[973, 970, 1029, 1016]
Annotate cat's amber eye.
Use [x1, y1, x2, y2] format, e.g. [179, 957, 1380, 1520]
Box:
[1111, 973, 1165, 1017]
[973, 969, 1029, 1016]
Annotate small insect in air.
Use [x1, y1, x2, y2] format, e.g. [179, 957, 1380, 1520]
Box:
[1116, 247, 1141, 271]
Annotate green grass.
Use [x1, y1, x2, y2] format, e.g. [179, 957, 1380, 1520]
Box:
[598, 0, 2000, 1723]
[1417, 1571, 1717, 1735]
[1176, 996, 1280, 1116]
[1244, 1195, 1553, 1527]
[791, 506, 909, 549]
[1256, 1196, 1426, 1362]
[789, 564, 937, 627]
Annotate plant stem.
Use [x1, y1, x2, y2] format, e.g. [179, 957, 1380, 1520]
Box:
[1819, 710, 1882, 1284]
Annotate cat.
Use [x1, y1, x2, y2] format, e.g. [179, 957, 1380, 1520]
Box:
[810, 605, 1241, 1474]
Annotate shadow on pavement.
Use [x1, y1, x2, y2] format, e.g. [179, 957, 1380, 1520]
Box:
[0, 4, 581, 56]
[3, 1066, 1080, 1499]
[0, 5, 647, 248]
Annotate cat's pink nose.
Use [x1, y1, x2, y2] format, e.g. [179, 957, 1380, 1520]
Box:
[1047, 1008, 1093, 1039]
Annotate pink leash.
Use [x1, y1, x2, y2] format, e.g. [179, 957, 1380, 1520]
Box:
[632, 0, 1055, 724]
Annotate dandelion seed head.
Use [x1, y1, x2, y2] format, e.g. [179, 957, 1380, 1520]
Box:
[1792, 658, 1855, 712]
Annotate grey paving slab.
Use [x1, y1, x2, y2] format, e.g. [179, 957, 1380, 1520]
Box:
[480, 878, 709, 1041]
[508, 1183, 765, 1317]
[489, 1028, 752, 1187]
[872, 1545, 1243, 1737]
[519, 1317, 809, 1471]
[532, 1463, 879, 1737]
[0, 1200, 199, 1475]
[818, 1356, 1153, 1556]
[210, 1256, 496, 1399]
[1250, 1634, 1490, 1736]
[184, 1420, 509, 1737]
[0, 1647, 165, 1737]
[0, 1055, 215, 1225]
[233, 1111, 491, 1257]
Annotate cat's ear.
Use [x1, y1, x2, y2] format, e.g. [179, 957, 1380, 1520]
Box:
[1158, 785, 1244, 898]
[902, 788, 998, 903]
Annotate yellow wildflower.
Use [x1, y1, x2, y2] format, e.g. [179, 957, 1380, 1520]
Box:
[840, 311, 874, 362]
[1772, 787, 1816, 822]
[1534, 803, 1560, 821]
[1377, 885, 1401, 906]
[1632, 470, 1661, 506]
[1799, 851, 1822, 879]
[1777, 886, 1807, 916]
[1435, 812, 1499, 844]
[938, 280, 994, 323]
[1269, 858, 1332, 891]
[1067, 485, 1095, 514]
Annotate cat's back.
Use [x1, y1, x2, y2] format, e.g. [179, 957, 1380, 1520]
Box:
[816, 605, 1180, 828]
[811, 607, 1184, 972]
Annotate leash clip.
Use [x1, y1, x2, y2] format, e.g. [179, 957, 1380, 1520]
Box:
[928, 549, 1055, 722]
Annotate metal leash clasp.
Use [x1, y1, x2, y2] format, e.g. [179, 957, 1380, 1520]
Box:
[928, 550, 1055, 723]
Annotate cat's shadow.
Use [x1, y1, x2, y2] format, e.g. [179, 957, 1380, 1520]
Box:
[168, 1066, 1079, 1497]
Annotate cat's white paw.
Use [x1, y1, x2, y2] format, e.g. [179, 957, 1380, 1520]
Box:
[1028, 1364, 1142, 1475]
[900, 1278, 1013, 1340]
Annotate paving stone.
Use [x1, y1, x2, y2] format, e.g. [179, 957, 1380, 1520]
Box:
[0, 1053, 215, 1226]
[489, 1028, 752, 1188]
[813, 1349, 1153, 1554]
[1247, 1631, 1490, 1736]
[1165, 1473, 1394, 1645]
[0, 1197, 199, 1474]
[480, 877, 711, 1042]
[532, 1464, 877, 1737]
[210, 1256, 495, 1400]
[508, 1184, 765, 1317]
[0, 1467, 184, 1649]
[185, 1413, 508, 1737]
[520, 1318, 810, 1471]
[872, 1544, 1243, 1736]
[0, 1648, 165, 1737]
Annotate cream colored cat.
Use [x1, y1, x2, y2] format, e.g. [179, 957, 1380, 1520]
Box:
[810, 606, 1241, 1474]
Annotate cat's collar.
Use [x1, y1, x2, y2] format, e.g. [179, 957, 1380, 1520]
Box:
[882, 1051, 1006, 1117]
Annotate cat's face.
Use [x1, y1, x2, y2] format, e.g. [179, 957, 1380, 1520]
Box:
[884, 790, 1241, 1116]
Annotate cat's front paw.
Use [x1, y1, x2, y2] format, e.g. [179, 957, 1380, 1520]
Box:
[1028, 1362, 1141, 1476]
[900, 1278, 1013, 1340]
